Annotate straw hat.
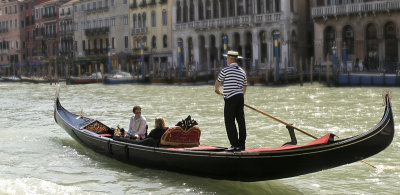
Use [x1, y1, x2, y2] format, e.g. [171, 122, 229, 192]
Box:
[223, 51, 242, 59]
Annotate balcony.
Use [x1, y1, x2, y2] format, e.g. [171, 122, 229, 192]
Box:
[0, 28, 9, 33]
[175, 13, 281, 31]
[159, 0, 167, 4]
[139, 1, 147, 8]
[86, 6, 109, 14]
[131, 27, 148, 35]
[0, 49, 9, 54]
[148, 0, 156, 6]
[85, 27, 110, 36]
[130, 3, 138, 9]
[312, 0, 400, 18]
[44, 33, 57, 39]
[42, 13, 57, 19]
[61, 29, 74, 36]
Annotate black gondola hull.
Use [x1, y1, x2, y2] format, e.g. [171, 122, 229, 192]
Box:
[54, 93, 394, 181]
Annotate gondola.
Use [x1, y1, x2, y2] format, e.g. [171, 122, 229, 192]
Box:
[54, 88, 394, 181]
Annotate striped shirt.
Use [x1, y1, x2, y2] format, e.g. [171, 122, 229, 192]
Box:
[217, 63, 247, 99]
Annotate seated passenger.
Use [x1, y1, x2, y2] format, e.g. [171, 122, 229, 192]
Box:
[125, 106, 147, 139]
[147, 117, 169, 146]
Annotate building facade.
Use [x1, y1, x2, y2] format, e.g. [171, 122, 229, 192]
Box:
[58, 0, 77, 77]
[0, 0, 25, 75]
[130, 0, 172, 78]
[73, 0, 131, 75]
[312, 0, 400, 73]
[172, 0, 313, 78]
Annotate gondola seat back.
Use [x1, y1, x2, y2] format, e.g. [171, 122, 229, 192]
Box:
[160, 126, 201, 147]
[84, 120, 113, 136]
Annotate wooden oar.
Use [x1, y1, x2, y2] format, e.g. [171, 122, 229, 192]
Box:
[244, 103, 376, 169]
[244, 104, 318, 139]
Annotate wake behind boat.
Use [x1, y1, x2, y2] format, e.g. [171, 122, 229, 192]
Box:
[53, 88, 394, 181]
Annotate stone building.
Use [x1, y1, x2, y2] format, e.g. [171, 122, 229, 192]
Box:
[73, 0, 131, 75]
[311, 0, 400, 73]
[172, 0, 313, 79]
[58, 0, 77, 77]
[0, 0, 25, 75]
[32, 0, 61, 77]
[130, 0, 172, 78]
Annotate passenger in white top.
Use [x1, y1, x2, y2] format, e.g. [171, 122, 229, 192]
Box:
[126, 106, 147, 140]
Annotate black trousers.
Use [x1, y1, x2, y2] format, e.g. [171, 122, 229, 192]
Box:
[224, 93, 246, 147]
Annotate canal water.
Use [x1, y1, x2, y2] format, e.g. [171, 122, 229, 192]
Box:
[0, 82, 399, 194]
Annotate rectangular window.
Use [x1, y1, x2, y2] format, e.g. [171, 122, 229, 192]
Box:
[112, 37, 115, 49]
[74, 5, 77, 12]
[98, 19, 102, 27]
[81, 22, 85, 30]
[111, 17, 115, 26]
[123, 15, 128, 25]
[123, 0, 127, 4]
[151, 12, 156, 27]
[105, 18, 109, 26]
[111, 0, 115, 6]
[124, 36, 128, 48]
[81, 4, 85, 11]
[93, 20, 96, 28]
[82, 40, 86, 51]
[93, 2, 96, 10]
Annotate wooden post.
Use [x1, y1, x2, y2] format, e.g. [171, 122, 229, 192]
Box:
[273, 58, 277, 83]
[326, 54, 331, 84]
[284, 57, 288, 83]
[310, 57, 314, 84]
[299, 58, 303, 86]
[213, 60, 217, 80]
[265, 58, 269, 84]
[318, 59, 322, 82]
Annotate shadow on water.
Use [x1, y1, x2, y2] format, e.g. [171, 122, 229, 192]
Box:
[54, 137, 303, 194]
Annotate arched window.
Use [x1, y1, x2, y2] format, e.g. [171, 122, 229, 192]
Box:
[151, 11, 156, 27]
[142, 12, 146, 27]
[366, 23, 378, 70]
[183, 0, 188, 22]
[133, 14, 137, 28]
[324, 26, 335, 57]
[176, 1, 181, 23]
[162, 10, 167, 25]
[138, 14, 142, 28]
[213, 0, 218, 18]
[206, 0, 211, 19]
[198, 0, 204, 20]
[189, 1, 195, 21]
[342, 25, 354, 55]
[385, 21, 398, 69]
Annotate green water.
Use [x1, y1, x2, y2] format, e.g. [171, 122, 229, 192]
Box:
[0, 82, 398, 194]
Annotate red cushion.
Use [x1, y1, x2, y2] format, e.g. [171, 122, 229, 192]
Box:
[160, 126, 201, 147]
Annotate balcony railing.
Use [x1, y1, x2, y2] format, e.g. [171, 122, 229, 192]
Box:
[86, 6, 109, 14]
[131, 27, 148, 34]
[175, 13, 281, 31]
[159, 0, 167, 4]
[44, 33, 57, 38]
[42, 13, 57, 19]
[85, 27, 110, 36]
[312, 0, 400, 18]
[0, 28, 9, 33]
[148, 0, 156, 6]
[130, 3, 138, 9]
[0, 49, 9, 54]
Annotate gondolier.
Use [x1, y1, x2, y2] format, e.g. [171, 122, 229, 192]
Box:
[214, 51, 248, 151]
